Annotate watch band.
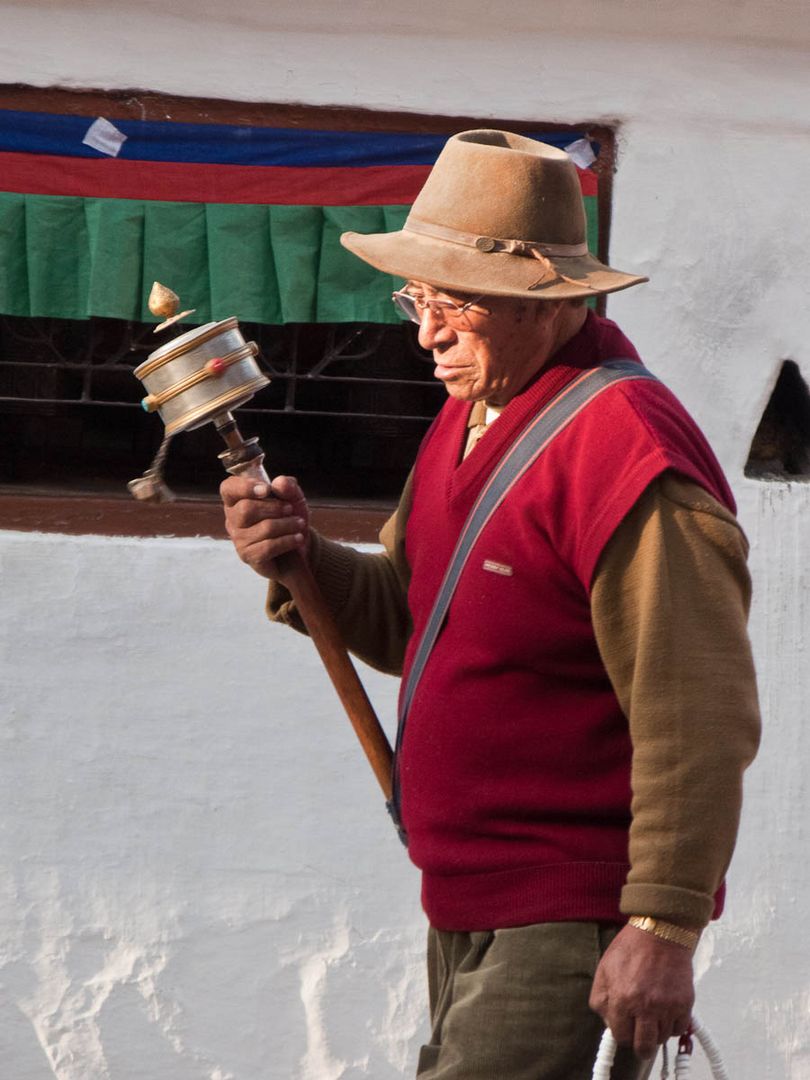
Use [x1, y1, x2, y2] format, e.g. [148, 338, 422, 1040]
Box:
[627, 915, 700, 952]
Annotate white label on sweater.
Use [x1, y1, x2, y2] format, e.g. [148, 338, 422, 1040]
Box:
[482, 559, 513, 576]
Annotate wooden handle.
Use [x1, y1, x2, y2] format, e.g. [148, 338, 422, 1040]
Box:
[277, 548, 394, 800]
[227, 451, 394, 800]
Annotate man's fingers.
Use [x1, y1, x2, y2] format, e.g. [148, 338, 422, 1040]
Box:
[240, 531, 305, 570]
[220, 474, 303, 506]
[632, 1017, 660, 1060]
[268, 475, 305, 505]
[606, 1007, 685, 1056]
[227, 499, 299, 532]
[219, 475, 260, 507]
[221, 476, 306, 530]
[606, 1012, 635, 1049]
[623, 1013, 684, 1059]
[227, 512, 305, 543]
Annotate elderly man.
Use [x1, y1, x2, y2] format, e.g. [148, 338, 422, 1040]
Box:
[221, 131, 760, 1079]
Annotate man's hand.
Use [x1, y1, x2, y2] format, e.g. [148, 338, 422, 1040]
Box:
[589, 924, 695, 1059]
[220, 475, 310, 581]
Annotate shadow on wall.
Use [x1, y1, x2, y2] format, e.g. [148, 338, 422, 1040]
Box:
[745, 360, 810, 481]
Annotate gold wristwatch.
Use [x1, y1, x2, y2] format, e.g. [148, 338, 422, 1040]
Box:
[627, 915, 700, 952]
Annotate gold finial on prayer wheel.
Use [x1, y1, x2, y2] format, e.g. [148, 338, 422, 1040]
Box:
[148, 281, 180, 318]
[148, 280, 196, 333]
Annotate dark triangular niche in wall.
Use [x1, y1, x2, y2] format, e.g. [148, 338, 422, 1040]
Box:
[745, 360, 810, 480]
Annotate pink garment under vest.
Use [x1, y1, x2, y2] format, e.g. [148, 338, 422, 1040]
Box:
[400, 312, 734, 931]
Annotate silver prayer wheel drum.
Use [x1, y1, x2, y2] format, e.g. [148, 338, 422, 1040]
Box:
[134, 317, 269, 437]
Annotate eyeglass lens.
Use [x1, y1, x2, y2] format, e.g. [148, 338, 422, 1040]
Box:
[393, 292, 421, 323]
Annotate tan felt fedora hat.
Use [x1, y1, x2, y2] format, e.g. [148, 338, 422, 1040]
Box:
[341, 129, 647, 301]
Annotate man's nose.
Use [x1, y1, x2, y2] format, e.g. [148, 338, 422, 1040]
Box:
[417, 308, 456, 351]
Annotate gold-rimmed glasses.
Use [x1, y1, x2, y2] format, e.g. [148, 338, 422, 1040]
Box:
[392, 289, 487, 325]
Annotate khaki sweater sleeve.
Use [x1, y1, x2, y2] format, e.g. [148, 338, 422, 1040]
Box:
[265, 473, 414, 676]
[591, 472, 761, 929]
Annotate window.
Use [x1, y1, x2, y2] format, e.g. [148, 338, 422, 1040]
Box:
[745, 360, 810, 481]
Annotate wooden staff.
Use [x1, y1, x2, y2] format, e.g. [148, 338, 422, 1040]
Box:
[215, 414, 394, 799]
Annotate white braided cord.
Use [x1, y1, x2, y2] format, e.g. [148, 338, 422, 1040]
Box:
[592, 1015, 729, 1079]
[591, 1026, 617, 1080]
[674, 1050, 691, 1079]
[692, 1015, 730, 1080]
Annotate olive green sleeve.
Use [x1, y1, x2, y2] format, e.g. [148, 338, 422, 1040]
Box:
[591, 472, 761, 928]
[265, 473, 414, 676]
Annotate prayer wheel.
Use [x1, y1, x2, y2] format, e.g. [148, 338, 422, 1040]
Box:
[134, 317, 269, 437]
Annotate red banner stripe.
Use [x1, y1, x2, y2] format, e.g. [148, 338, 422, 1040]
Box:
[580, 167, 598, 196]
[0, 153, 433, 205]
[0, 151, 598, 205]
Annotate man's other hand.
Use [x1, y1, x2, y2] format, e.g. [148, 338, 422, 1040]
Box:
[589, 924, 695, 1059]
[220, 475, 310, 581]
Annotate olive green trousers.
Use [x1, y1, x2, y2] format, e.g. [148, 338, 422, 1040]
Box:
[416, 922, 651, 1080]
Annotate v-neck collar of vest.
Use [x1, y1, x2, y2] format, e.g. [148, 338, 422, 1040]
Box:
[445, 312, 608, 507]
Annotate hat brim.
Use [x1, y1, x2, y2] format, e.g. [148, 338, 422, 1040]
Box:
[341, 229, 647, 300]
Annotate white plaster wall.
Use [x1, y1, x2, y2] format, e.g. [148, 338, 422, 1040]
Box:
[1, 2, 810, 1077]
[1, 532, 425, 1079]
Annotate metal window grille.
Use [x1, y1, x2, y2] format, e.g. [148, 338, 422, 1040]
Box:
[0, 314, 441, 500]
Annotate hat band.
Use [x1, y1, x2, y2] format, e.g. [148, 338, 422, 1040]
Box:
[403, 217, 589, 259]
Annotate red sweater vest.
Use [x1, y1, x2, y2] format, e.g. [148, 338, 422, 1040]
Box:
[401, 313, 734, 931]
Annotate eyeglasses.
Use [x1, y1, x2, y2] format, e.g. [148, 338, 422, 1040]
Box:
[392, 289, 487, 325]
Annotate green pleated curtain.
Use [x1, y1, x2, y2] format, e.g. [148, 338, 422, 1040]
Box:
[0, 193, 599, 325]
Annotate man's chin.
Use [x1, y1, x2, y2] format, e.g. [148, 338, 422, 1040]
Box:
[434, 370, 479, 400]
[441, 383, 481, 401]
